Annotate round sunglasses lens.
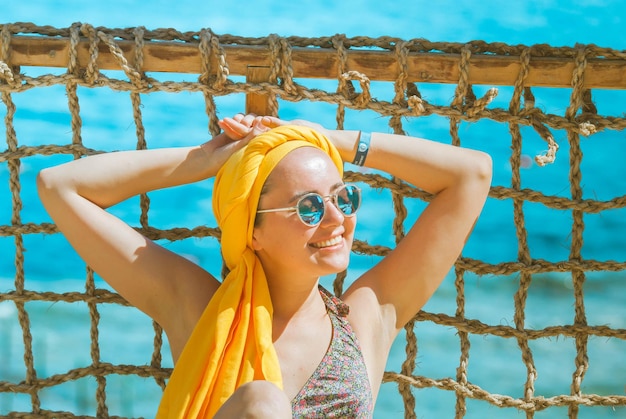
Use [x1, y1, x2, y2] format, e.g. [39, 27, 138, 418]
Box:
[297, 194, 325, 225]
[337, 185, 360, 215]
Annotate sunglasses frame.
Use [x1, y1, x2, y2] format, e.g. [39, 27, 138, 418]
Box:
[256, 184, 361, 226]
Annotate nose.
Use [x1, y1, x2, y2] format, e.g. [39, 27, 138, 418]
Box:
[319, 196, 344, 226]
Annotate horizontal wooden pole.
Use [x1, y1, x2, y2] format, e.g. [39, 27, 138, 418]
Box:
[4, 35, 626, 89]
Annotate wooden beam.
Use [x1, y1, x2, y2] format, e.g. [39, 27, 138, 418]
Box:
[4, 35, 626, 89]
[245, 66, 274, 116]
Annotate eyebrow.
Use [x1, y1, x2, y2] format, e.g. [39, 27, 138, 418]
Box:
[288, 182, 345, 203]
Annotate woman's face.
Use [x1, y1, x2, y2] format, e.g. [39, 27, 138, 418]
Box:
[252, 147, 356, 282]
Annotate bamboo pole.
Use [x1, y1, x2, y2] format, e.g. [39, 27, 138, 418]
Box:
[4, 35, 626, 89]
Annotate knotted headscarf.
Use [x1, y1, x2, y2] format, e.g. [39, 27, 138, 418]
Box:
[157, 125, 343, 418]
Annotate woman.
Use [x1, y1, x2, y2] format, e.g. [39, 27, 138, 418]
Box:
[37, 114, 492, 418]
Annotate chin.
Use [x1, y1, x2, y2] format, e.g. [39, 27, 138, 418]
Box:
[317, 255, 351, 276]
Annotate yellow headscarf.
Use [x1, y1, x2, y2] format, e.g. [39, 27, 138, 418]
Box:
[157, 125, 343, 418]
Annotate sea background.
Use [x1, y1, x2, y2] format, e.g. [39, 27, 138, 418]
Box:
[1, 1, 625, 418]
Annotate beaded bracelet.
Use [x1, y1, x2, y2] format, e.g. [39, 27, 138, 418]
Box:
[352, 131, 371, 166]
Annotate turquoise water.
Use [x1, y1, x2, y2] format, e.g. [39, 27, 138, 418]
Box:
[2, 1, 626, 418]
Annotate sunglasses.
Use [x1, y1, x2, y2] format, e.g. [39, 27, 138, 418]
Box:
[257, 184, 361, 226]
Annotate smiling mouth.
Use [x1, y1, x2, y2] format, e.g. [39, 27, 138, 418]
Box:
[310, 235, 343, 249]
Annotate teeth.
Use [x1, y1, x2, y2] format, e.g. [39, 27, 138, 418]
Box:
[311, 235, 342, 248]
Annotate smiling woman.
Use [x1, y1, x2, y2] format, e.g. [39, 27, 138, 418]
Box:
[36, 111, 491, 417]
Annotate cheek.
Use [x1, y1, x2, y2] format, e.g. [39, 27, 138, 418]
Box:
[344, 215, 357, 236]
[252, 216, 313, 251]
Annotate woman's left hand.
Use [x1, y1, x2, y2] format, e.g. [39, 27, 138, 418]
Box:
[260, 116, 329, 136]
[221, 115, 357, 163]
[260, 116, 356, 162]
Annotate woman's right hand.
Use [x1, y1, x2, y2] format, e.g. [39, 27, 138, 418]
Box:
[202, 114, 273, 171]
[218, 113, 271, 140]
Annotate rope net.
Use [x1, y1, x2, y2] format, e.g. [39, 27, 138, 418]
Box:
[1, 22, 625, 418]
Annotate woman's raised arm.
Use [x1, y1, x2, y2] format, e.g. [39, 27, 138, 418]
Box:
[37, 117, 268, 355]
[341, 131, 492, 334]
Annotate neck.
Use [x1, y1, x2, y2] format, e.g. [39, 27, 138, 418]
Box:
[266, 275, 327, 339]
[268, 278, 322, 318]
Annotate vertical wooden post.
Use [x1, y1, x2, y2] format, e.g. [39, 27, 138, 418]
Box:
[245, 66, 275, 116]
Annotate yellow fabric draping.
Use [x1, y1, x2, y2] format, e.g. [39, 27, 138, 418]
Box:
[157, 125, 343, 418]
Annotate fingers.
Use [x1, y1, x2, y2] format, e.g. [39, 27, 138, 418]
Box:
[219, 114, 294, 141]
[218, 118, 248, 140]
[219, 115, 272, 141]
[232, 113, 258, 127]
[246, 117, 271, 138]
[260, 117, 320, 133]
[260, 116, 288, 128]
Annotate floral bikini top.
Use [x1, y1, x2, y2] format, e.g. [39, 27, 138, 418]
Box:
[291, 287, 374, 418]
